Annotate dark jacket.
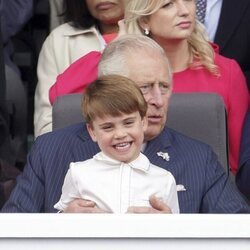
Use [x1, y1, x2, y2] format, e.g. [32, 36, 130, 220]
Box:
[214, 0, 250, 91]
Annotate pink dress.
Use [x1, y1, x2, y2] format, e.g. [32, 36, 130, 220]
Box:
[173, 54, 249, 174]
[49, 33, 116, 104]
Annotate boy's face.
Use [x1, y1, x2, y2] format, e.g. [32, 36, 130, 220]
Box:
[87, 111, 147, 163]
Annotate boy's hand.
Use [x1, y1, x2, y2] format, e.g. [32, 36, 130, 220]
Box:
[127, 195, 172, 214]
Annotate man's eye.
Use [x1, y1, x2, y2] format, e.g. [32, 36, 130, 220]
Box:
[159, 83, 169, 93]
[140, 85, 150, 89]
[139, 84, 151, 93]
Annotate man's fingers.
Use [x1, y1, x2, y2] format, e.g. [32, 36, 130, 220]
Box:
[127, 206, 153, 213]
[149, 195, 172, 213]
[77, 199, 96, 207]
[63, 199, 96, 213]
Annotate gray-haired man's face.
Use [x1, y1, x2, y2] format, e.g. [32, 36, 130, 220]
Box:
[126, 50, 172, 141]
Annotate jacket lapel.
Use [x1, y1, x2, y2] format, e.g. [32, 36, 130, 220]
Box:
[144, 127, 176, 172]
[215, 0, 249, 51]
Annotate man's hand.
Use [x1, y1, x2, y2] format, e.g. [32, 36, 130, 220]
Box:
[127, 195, 172, 214]
[63, 199, 108, 213]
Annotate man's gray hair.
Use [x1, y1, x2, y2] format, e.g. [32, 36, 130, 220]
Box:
[98, 34, 171, 78]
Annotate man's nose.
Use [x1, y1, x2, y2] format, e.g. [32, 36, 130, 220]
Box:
[148, 86, 164, 107]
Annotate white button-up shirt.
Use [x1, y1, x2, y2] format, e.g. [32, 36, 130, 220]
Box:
[54, 152, 179, 213]
[204, 0, 223, 41]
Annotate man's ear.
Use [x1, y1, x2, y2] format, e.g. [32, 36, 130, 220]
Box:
[142, 116, 148, 132]
[87, 123, 97, 142]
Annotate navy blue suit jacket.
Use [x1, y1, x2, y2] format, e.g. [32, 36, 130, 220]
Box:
[236, 111, 250, 201]
[2, 123, 249, 213]
[214, 0, 250, 91]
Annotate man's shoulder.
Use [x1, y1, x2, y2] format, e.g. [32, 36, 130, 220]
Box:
[36, 123, 89, 144]
[31, 123, 98, 162]
[165, 127, 211, 150]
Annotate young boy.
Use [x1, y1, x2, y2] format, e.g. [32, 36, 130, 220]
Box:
[54, 75, 179, 213]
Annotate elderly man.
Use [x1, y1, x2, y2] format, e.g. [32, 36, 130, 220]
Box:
[2, 35, 249, 213]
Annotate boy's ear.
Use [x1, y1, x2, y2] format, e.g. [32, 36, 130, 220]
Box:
[87, 123, 97, 142]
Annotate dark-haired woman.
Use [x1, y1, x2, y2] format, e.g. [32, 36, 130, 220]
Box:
[34, 0, 124, 137]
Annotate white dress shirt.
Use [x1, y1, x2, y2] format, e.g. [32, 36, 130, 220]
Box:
[204, 0, 223, 41]
[54, 152, 179, 213]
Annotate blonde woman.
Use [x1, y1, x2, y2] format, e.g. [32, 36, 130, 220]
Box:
[125, 0, 249, 175]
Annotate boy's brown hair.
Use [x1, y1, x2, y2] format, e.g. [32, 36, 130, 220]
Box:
[82, 75, 147, 124]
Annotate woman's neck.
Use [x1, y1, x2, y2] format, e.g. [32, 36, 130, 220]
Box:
[99, 23, 119, 34]
[158, 39, 191, 73]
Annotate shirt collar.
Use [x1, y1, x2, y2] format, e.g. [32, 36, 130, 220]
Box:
[93, 152, 151, 173]
[62, 23, 100, 37]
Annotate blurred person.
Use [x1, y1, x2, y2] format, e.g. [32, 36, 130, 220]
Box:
[49, 0, 64, 31]
[2, 35, 249, 213]
[236, 110, 250, 201]
[54, 75, 179, 213]
[0, 17, 16, 165]
[34, 0, 124, 137]
[124, 0, 249, 175]
[197, 0, 250, 91]
[0, 0, 33, 75]
[0, 21, 21, 209]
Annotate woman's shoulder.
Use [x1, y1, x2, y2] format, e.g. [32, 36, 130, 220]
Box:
[210, 43, 237, 67]
[214, 52, 242, 75]
[48, 23, 98, 39]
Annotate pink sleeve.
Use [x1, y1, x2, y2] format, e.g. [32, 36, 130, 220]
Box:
[49, 51, 101, 104]
[227, 59, 249, 174]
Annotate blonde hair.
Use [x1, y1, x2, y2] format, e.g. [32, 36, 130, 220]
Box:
[82, 75, 147, 124]
[125, 0, 219, 76]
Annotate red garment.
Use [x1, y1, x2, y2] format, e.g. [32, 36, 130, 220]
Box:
[49, 33, 117, 105]
[49, 50, 249, 174]
[173, 54, 249, 174]
[49, 51, 101, 104]
[103, 33, 117, 44]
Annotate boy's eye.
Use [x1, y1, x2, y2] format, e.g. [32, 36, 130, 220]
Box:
[125, 120, 134, 126]
[101, 125, 113, 131]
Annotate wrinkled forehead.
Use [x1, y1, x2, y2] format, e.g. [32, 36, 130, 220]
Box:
[125, 50, 171, 85]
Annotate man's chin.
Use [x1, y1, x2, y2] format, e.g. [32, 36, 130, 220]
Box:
[144, 125, 163, 141]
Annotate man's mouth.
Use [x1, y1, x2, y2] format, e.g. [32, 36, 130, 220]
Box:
[147, 115, 162, 123]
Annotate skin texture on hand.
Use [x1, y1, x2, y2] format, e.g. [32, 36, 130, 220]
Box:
[63, 199, 108, 213]
[127, 195, 172, 214]
[64, 195, 171, 214]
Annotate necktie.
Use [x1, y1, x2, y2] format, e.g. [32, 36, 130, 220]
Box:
[196, 0, 207, 23]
